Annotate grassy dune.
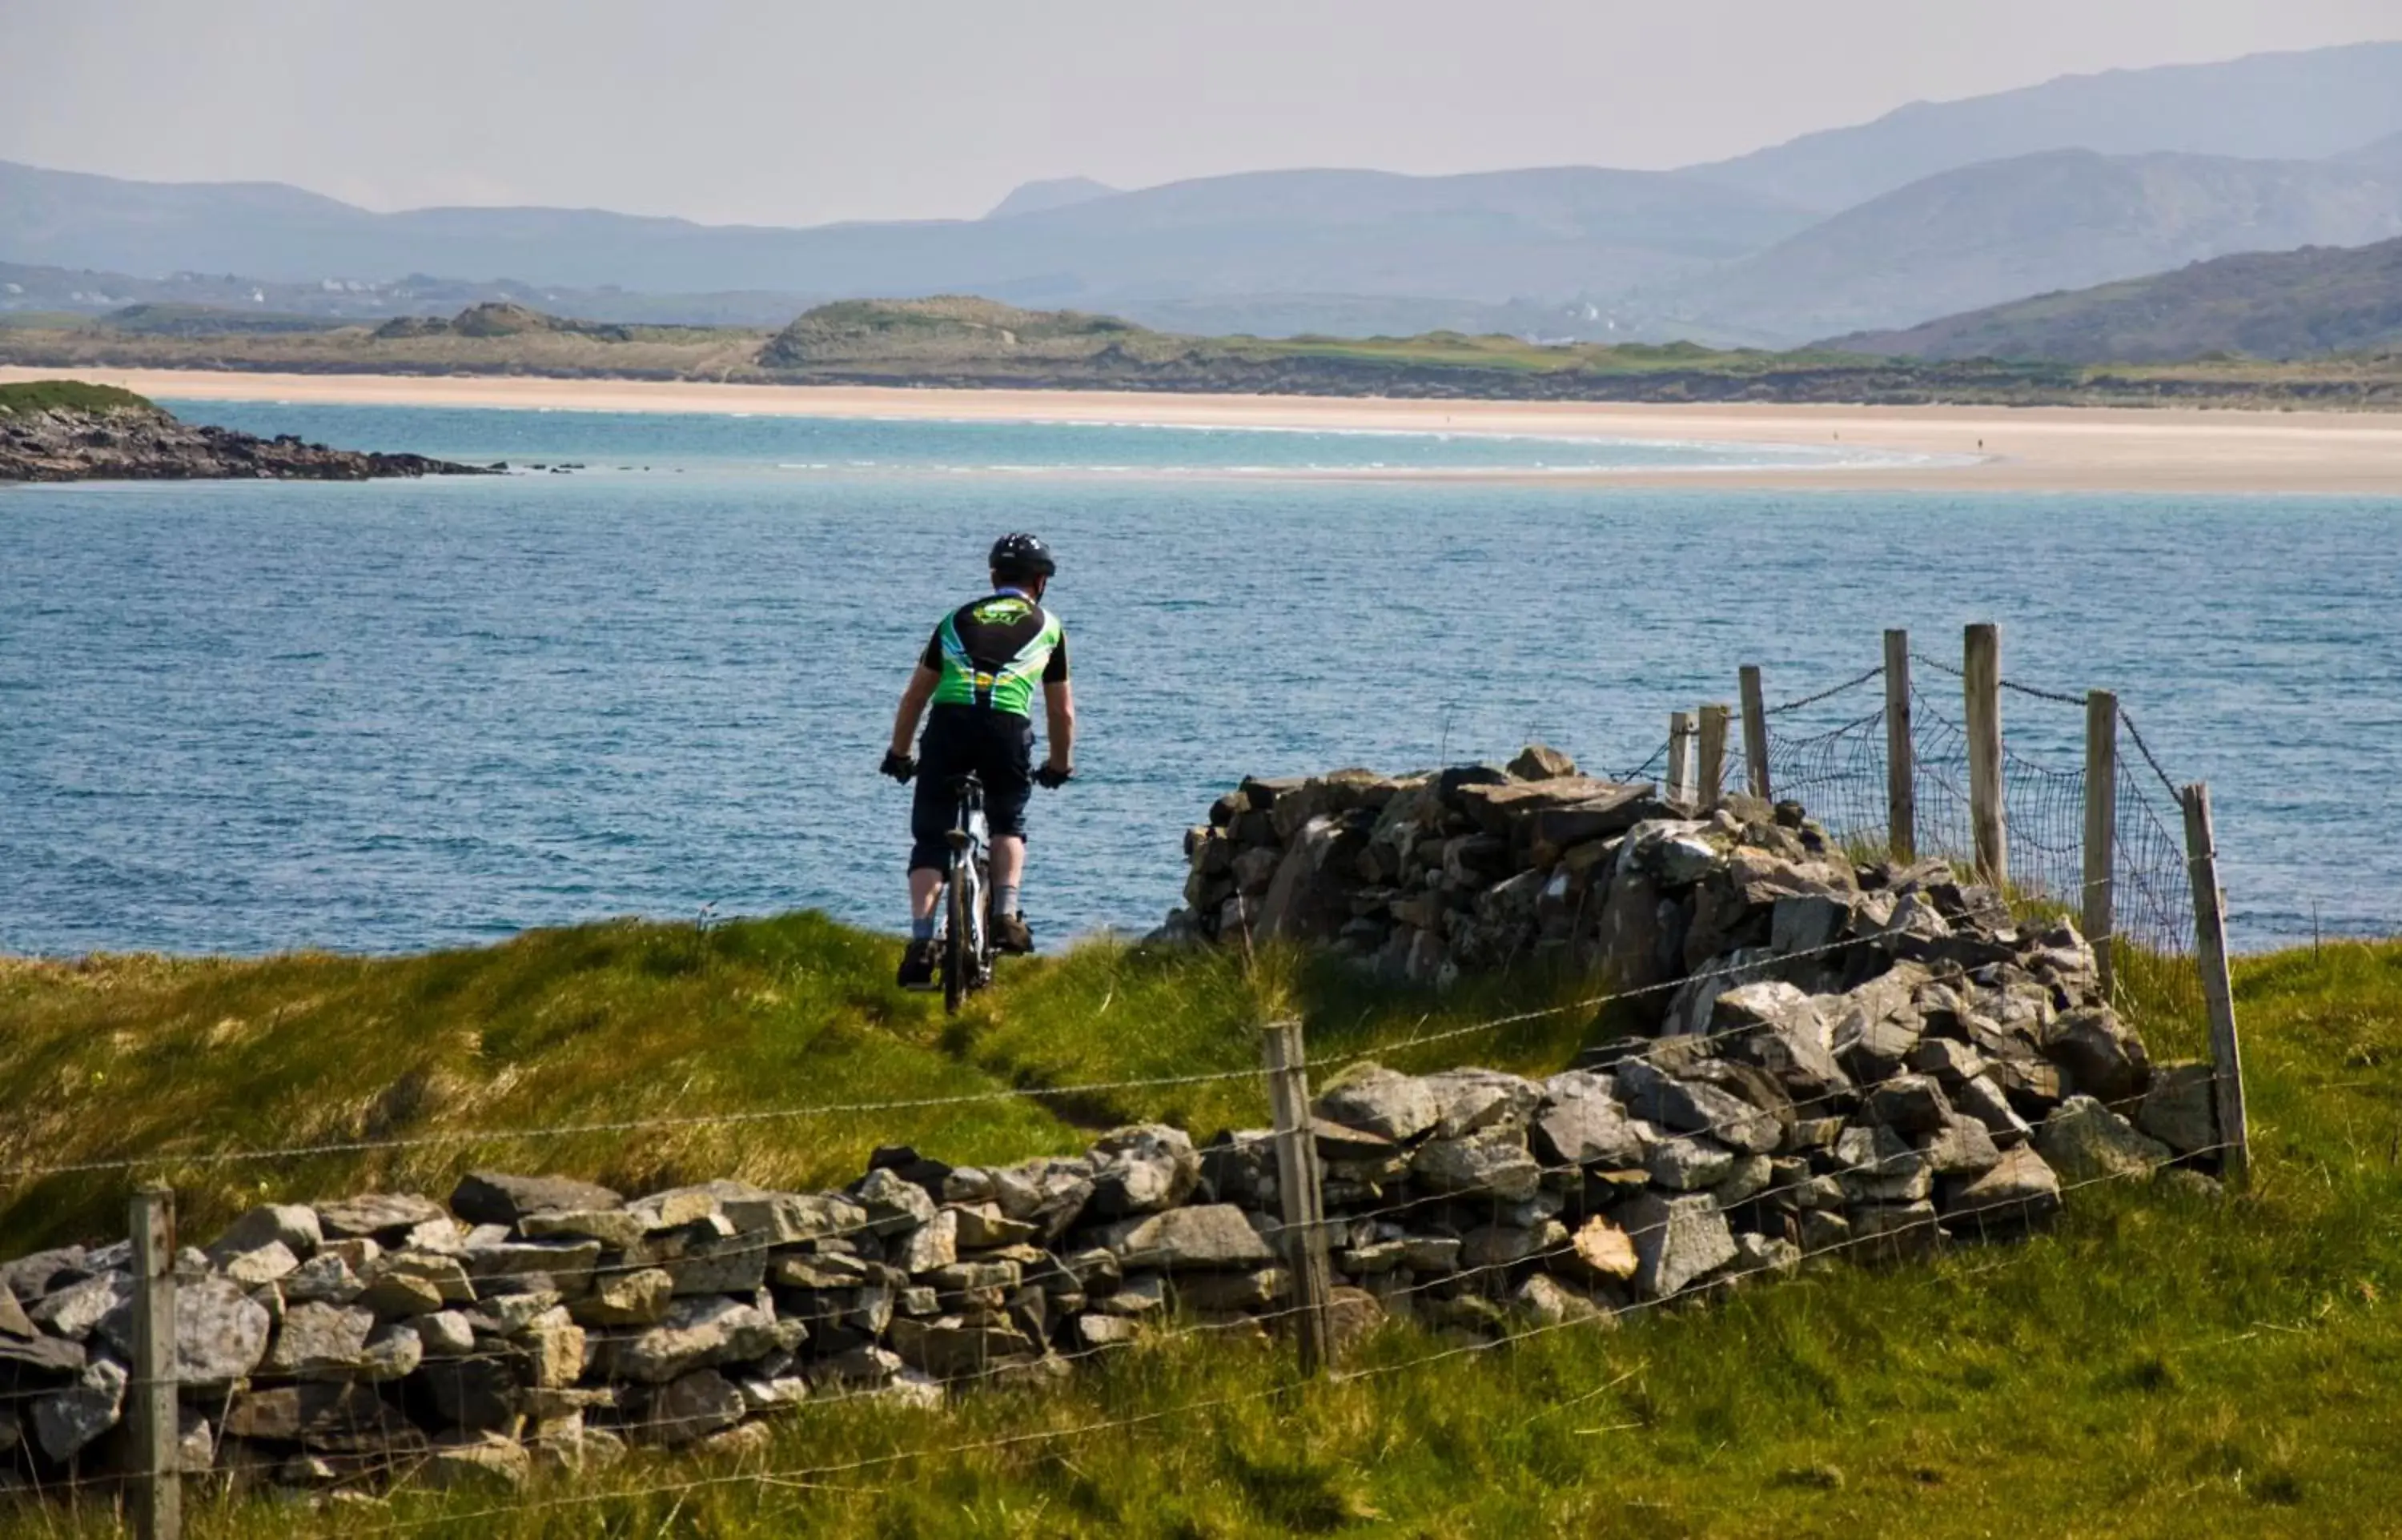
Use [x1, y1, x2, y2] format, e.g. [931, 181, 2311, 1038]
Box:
[9, 295, 2402, 405]
[0, 379, 155, 416]
[2, 921, 2399, 1537]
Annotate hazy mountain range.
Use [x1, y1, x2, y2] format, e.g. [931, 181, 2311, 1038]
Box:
[1685, 42, 2402, 208]
[1829, 235, 2402, 363]
[0, 159, 1814, 323]
[1649, 143, 2402, 345]
[7, 41, 2402, 349]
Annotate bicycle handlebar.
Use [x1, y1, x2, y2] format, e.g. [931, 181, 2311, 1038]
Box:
[881, 753, 1069, 789]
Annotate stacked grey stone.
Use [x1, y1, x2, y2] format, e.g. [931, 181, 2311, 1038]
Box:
[0, 1133, 1285, 1499]
[1155, 757, 2224, 1327]
[1163, 746, 2131, 1007]
[0, 1057, 2207, 1499]
[1164, 747, 1677, 981]
[0, 770, 2223, 1502]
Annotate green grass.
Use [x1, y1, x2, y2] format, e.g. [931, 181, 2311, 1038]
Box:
[0, 916, 1599, 1254]
[0, 312, 94, 332]
[0, 379, 155, 415]
[3, 921, 2399, 1537]
[1243, 333, 1882, 378]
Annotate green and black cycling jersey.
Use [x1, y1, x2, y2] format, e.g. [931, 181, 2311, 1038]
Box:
[921, 591, 1069, 719]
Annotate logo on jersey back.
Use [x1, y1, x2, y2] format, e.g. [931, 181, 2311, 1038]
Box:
[971, 598, 1032, 625]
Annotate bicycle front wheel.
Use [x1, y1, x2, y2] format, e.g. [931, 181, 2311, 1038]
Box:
[942, 856, 972, 1015]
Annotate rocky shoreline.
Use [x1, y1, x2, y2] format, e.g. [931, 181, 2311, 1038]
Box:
[0, 400, 495, 483]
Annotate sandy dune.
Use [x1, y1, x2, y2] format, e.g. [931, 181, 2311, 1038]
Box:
[9, 366, 2402, 494]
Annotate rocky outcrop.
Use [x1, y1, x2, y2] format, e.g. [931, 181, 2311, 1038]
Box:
[0, 402, 496, 483]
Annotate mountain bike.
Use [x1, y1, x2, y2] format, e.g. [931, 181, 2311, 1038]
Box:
[935, 771, 995, 1014]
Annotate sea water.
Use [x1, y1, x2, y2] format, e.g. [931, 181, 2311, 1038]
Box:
[2, 399, 2396, 956]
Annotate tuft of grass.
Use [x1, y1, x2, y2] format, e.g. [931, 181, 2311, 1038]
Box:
[2, 922, 2399, 1538]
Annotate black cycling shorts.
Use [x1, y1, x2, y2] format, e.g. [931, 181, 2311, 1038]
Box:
[910, 704, 1034, 872]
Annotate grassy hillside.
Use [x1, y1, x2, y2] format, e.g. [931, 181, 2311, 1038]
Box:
[2, 916, 2399, 1537]
[0, 304, 767, 383]
[761, 296, 1157, 367]
[1831, 235, 2402, 363]
[94, 303, 354, 339]
[0, 915, 1602, 1255]
[0, 378, 155, 415]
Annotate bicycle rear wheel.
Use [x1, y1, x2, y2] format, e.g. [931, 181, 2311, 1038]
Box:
[942, 856, 972, 1015]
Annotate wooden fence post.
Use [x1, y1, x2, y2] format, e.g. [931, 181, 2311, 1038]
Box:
[1262, 1020, 1335, 1374]
[1697, 704, 1731, 811]
[1964, 623, 2007, 886]
[1666, 711, 1695, 808]
[2181, 784, 2250, 1187]
[2084, 690, 2119, 999]
[1884, 630, 1915, 861]
[1738, 666, 1772, 801]
[130, 1185, 180, 1540]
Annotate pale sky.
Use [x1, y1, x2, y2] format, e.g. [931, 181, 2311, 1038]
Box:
[4, 0, 2398, 226]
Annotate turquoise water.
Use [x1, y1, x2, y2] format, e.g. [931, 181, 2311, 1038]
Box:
[2, 399, 2395, 956]
[111, 399, 1963, 478]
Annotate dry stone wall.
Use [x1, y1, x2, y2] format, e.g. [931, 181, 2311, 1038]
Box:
[1165, 744, 1788, 983]
[0, 760, 2228, 1503]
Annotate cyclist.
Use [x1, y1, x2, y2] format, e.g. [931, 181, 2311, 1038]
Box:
[881, 533, 1075, 988]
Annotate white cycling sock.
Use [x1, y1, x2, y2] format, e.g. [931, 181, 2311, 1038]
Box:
[997, 884, 1022, 917]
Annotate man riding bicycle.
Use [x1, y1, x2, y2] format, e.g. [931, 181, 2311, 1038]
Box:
[881, 533, 1075, 988]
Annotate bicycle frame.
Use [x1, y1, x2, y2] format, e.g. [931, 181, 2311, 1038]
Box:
[940, 772, 994, 1010]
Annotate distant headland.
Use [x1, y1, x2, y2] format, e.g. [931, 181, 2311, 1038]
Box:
[0, 379, 495, 483]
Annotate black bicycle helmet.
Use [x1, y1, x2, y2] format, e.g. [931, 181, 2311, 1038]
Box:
[989, 532, 1057, 581]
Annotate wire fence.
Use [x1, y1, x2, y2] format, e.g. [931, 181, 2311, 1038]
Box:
[0, 1108, 2239, 1533]
[1761, 704, 1887, 846]
[1730, 648, 2201, 1022]
[342, 1141, 2229, 1536]
[0, 1041, 2223, 1522]
[17, 1033, 2202, 1534]
[1592, 637, 2223, 1048]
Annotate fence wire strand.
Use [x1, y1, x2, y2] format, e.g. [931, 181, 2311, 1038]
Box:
[1765, 664, 1883, 716]
[1614, 737, 1670, 785]
[2119, 705, 2187, 803]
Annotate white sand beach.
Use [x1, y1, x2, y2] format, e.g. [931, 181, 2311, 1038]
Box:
[10, 366, 2402, 494]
